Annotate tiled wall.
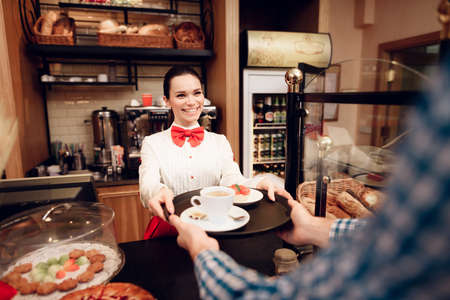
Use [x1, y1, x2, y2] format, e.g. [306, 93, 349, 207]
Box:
[47, 65, 178, 164]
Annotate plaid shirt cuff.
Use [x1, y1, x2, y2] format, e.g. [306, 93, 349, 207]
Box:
[329, 218, 366, 241]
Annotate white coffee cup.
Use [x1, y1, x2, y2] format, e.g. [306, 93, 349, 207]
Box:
[190, 186, 235, 224]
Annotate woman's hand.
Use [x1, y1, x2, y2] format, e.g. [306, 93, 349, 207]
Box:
[169, 215, 219, 260]
[277, 199, 334, 248]
[148, 186, 175, 221]
[256, 177, 293, 202]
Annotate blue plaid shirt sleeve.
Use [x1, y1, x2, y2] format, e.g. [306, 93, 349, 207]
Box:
[329, 218, 367, 241]
[192, 59, 450, 300]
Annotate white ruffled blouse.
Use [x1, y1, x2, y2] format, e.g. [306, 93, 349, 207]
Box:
[139, 123, 259, 208]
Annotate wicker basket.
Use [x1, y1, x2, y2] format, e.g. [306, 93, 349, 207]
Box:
[97, 32, 173, 48]
[296, 178, 366, 219]
[33, 16, 75, 46]
[173, 22, 205, 49]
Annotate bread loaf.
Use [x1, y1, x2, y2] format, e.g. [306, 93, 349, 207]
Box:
[126, 25, 139, 34]
[360, 190, 385, 211]
[99, 19, 120, 33]
[337, 191, 373, 218]
[300, 197, 316, 215]
[352, 186, 385, 211]
[327, 205, 351, 219]
[41, 11, 59, 35]
[52, 15, 72, 35]
[300, 197, 340, 220]
[138, 24, 169, 36]
[175, 22, 202, 42]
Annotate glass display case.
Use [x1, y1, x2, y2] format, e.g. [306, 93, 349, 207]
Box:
[284, 58, 430, 219]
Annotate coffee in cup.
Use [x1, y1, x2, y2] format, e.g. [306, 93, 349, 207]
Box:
[190, 186, 235, 224]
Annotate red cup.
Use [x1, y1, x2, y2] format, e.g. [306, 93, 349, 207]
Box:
[142, 94, 152, 106]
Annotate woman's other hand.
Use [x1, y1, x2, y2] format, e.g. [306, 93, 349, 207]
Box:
[169, 215, 219, 260]
[277, 199, 334, 248]
[256, 177, 293, 202]
[148, 186, 175, 221]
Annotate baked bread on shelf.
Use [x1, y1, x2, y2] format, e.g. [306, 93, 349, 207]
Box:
[175, 22, 202, 42]
[52, 14, 72, 35]
[40, 11, 59, 35]
[33, 12, 75, 45]
[138, 24, 170, 36]
[174, 22, 205, 49]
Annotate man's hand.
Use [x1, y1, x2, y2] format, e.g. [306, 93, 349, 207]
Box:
[148, 186, 174, 221]
[277, 199, 334, 248]
[256, 177, 293, 202]
[169, 215, 219, 260]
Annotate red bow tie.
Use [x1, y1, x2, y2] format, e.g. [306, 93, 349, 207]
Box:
[171, 126, 205, 147]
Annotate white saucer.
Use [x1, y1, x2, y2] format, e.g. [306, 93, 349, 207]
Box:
[233, 189, 264, 206]
[180, 206, 250, 233]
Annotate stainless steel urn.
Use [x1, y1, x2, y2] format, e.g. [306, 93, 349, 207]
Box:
[92, 107, 120, 167]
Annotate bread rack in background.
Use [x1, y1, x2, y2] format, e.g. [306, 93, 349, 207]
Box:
[97, 20, 174, 48]
[22, 1, 212, 50]
[33, 11, 75, 46]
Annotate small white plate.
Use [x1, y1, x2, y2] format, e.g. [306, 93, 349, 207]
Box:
[233, 188, 264, 206]
[180, 206, 250, 233]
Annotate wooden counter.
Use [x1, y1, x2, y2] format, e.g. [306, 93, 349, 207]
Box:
[96, 184, 151, 244]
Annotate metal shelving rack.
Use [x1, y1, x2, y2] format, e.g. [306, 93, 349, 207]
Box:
[21, 0, 213, 158]
[24, 0, 214, 91]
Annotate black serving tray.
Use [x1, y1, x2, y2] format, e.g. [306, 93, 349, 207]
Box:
[172, 189, 291, 236]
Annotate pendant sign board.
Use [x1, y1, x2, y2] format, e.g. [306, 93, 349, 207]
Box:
[245, 30, 332, 68]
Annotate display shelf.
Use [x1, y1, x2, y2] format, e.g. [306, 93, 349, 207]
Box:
[254, 124, 286, 130]
[27, 44, 214, 61]
[41, 81, 136, 87]
[253, 160, 286, 165]
[58, 1, 178, 15]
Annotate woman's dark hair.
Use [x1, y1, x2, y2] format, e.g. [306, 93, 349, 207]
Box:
[163, 66, 201, 98]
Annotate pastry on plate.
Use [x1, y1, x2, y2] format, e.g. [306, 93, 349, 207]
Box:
[60, 282, 155, 300]
[229, 184, 251, 203]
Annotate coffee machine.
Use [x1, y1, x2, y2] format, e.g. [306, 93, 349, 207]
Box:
[124, 106, 171, 176]
[124, 105, 217, 177]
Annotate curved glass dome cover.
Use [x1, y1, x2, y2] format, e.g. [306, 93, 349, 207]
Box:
[0, 201, 117, 269]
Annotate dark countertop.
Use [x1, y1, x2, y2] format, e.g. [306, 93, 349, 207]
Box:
[94, 174, 139, 187]
[114, 231, 284, 300]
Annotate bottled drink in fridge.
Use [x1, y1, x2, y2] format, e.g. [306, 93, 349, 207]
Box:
[263, 133, 271, 160]
[273, 96, 281, 123]
[280, 96, 287, 124]
[279, 163, 286, 178]
[254, 98, 264, 124]
[263, 96, 274, 123]
[253, 134, 260, 162]
[270, 133, 277, 160]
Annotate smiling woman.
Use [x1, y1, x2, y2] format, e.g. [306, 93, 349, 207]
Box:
[138, 65, 291, 239]
[163, 69, 205, 128]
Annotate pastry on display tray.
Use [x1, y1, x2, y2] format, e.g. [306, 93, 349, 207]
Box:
[0, 202, 124, 300]
[61, 282, 155, 300]
[0, 243, 123, 300]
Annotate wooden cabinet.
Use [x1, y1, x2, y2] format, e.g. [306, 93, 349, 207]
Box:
[96, 184, 151, 244]
[1, 1, 48, 178]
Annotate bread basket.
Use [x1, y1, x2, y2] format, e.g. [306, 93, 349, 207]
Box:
[296, 178, 366, 219]
[97, 32, 173, 48]
[173, 22, 205, 49]
[33, 16, 75, 46]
